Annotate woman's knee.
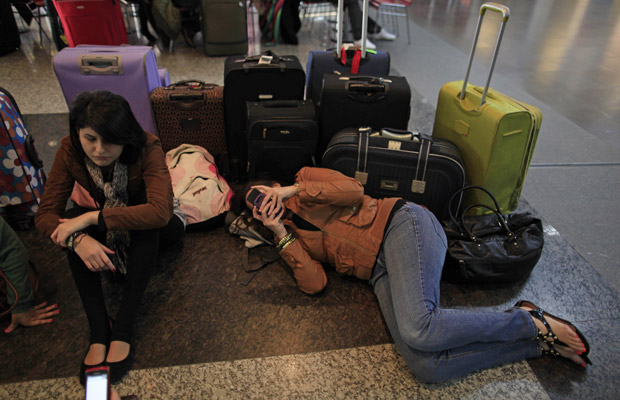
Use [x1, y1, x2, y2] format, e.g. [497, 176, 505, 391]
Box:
[399, 327, 439, 353]
[399, 349, 447, 383]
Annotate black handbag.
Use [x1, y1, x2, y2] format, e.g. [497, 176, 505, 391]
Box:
[442, 186, 544, 284]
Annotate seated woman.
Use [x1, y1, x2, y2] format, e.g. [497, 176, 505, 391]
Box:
[241, 166, 591, 383]
[35, 91, 185, 384]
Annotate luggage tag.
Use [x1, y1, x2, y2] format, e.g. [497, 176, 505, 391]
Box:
[258, 55, 273, 65]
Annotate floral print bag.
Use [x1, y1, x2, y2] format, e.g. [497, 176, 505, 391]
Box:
[0, 87, 46, 230]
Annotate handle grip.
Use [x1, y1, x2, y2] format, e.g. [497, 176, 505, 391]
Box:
[78, 55, 123, 75]
[377, 128, 421, 142]
[261, 100, 301, 108]
[480, 2, 510, 21]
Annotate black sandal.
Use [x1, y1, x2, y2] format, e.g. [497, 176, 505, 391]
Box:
[515, 300, 592, 365]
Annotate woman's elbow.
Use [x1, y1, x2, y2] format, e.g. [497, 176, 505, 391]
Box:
[299, 274, 327, 295]
[151, 201, 174, 227]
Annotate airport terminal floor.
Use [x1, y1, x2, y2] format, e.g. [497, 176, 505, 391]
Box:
[1, 0, 619, 399]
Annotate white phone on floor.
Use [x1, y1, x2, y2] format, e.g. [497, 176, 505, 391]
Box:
[85, 366, 110, 400]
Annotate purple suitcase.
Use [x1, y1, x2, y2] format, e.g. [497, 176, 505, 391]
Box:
[53, 45, 169, 135]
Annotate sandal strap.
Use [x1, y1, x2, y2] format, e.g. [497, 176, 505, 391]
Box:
[529, 308, 559, 343]
[542, 347, 560, 357]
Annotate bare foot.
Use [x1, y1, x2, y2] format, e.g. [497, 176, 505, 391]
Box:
[84, 343, 106, 366]
[539, 341, 588, 367]
[106, 341, 130, 363]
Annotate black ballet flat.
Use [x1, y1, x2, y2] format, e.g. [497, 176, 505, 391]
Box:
[515, 300, 592, 365]
[108, 348, 134, 384]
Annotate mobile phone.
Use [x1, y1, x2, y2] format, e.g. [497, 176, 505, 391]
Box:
[85, 366, 110, 400]
[247, 188, 282, 216]
[247, 188, 266, 209]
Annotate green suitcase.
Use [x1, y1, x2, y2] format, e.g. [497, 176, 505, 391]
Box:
[432, 3, 542, 215]
[200, 0, 248, 56]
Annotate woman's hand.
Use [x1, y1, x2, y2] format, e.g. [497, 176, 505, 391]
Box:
[74, 235, 117, 272]
[50, 211, 99, 247]
[4, 302, 59, 334]
[252, 200, 287, 238]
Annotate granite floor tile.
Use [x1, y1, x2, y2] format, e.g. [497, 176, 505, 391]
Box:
[0, 344, 549, 400]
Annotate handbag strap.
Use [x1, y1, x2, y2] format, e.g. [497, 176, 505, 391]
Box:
[459, 203, 514, 241]
[448, 185, 502, 221]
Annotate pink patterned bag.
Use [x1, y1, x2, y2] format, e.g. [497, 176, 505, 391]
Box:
[165, 144, 232, 225]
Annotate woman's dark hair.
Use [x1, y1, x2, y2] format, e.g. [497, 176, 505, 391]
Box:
[69, 91, 147, 164]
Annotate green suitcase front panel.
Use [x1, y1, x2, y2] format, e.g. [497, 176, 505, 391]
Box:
[433, 81, 536, 214]
[202, 0, 248, 56]
[492, 89, 543, 208]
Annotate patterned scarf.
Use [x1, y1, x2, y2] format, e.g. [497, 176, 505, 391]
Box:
[85, 158, 130, 274]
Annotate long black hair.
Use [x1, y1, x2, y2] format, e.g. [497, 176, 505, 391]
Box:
[69, 91, 146, 164]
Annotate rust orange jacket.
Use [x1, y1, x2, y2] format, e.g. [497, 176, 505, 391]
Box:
[280, 167, 400, 294]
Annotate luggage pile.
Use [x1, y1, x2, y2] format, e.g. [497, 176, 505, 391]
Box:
[3, 1, 542, 268]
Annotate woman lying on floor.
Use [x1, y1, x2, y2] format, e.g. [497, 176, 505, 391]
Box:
[35, 91, 185, 385]
[239, 166, 591, 383]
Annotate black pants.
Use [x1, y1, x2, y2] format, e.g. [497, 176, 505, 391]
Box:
[66, 208, 184, 344]
[330, 0, 381, 40]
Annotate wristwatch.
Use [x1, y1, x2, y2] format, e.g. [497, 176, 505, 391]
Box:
[65, 231, 83, 251]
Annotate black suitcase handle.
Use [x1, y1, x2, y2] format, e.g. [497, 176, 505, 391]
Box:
[240, 51, 294, 72]
[260, 100, 303, 108]
[375, 128, 422, 142]
[341, 75, 391, 102]
[168, 80, 218, 90]
[168, 92, 206, 110]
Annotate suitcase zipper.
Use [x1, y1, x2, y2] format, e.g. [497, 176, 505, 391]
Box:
[251, 119, 316, 140]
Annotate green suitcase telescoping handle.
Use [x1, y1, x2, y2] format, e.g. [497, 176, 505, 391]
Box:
[460, 2, 511, 107]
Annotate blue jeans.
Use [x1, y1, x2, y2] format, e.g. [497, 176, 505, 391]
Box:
[369, 202, 541, 383]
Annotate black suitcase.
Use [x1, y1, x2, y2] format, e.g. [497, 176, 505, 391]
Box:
[318, 75, 411, 160]
[305, 0, 390, 106]
[321, 127, 466, 220]
[223, 51, 305, 181]
[0, 0, 21, 56]
[246, 100, 317, 184]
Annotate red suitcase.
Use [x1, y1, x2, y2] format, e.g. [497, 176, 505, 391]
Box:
[52, 0, 128, 47]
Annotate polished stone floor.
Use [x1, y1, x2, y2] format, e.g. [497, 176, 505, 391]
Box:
[1, 1, 620, 399]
